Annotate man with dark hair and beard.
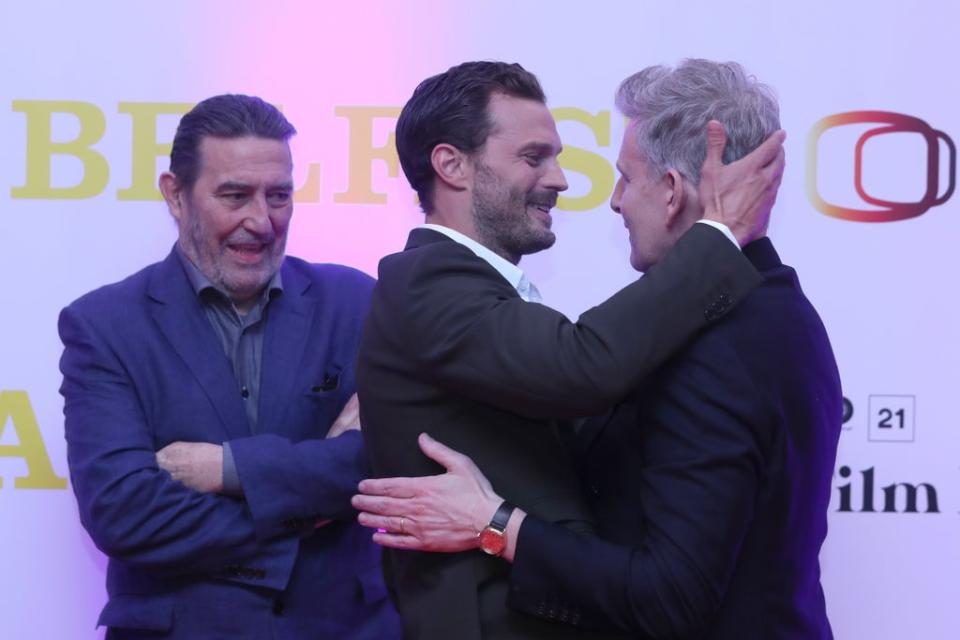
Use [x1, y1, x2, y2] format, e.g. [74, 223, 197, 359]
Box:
[357, 61, 785, 640]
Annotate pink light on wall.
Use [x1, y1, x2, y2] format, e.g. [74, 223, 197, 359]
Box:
[190, 2, 462, 275]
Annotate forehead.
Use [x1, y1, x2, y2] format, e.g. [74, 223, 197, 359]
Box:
[196, 135, 292, 182]
[485, 93, 560, 151]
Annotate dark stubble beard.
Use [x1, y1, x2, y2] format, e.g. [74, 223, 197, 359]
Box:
[470, 161, 557, 264]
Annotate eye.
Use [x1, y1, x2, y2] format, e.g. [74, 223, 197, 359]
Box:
[220, 192, 249, 204]
[267, 190, 292, 207]
[524, 154, 544, 167]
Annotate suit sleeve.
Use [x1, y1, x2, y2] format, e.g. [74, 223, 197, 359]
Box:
[227, 417, 369, 540]
[60, 306, 297, 591]
[400, 224, 762, 419]
[507, 340, 773, 637]
[226, 270, 373, 540]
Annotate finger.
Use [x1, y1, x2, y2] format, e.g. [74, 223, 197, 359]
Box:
[330, 394, 360, 432]
[371, 531, 424, 550]
[703, 120, 727, 169]
[417, 432, 474, 472]
[352, 493, 412, 516]
[337, 394, 360, 421]
[357, 512, 408, 532]
[761, 137, 787, 177]
[748, 129, 786, 170]
[761, 147, 786, 183]
[357, 477, 421, 498]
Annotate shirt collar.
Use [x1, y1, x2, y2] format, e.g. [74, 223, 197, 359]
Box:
[419, 223, 530, 295]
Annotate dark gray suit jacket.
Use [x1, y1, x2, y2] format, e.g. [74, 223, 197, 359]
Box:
[509, 239, 841, 639]
[358, 224, 761, 640]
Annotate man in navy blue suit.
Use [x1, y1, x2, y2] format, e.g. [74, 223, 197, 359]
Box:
[60, 94, 399, 639]
[355, 60, 841, 639]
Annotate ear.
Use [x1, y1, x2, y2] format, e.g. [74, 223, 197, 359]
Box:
[159, 172, 186, 223]
[430, 143, 470, 191]
[664, 168, 687, 227]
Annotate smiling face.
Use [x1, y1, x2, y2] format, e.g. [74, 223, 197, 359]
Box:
[468, 93, 568, 263]
[165, 135, 294, 311]
[611, 120, 690, 272]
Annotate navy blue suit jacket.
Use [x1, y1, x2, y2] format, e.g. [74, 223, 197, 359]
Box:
[59, 249, 399, 639]
[509, 239, 841, 639]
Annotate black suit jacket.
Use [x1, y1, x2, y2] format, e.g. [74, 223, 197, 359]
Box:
[509, 239, 841, 639]
[358, 224, 763, 640]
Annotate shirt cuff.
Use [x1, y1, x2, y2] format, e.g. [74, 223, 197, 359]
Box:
[221, 441, 243, 496]
[696, 219, 740, 250]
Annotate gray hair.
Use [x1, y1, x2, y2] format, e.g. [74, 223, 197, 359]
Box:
[615, 59, 780, 184]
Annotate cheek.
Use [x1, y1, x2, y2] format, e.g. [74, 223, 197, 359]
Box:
[270, 209, 294, 234]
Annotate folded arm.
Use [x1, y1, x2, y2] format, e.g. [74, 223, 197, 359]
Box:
[60, 306, 298, 589]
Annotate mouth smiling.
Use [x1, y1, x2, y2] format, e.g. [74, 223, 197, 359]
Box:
[227, 242, 269, 263]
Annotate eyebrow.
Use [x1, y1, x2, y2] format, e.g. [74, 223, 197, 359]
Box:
[519, 142, 561, 155]
[215, 180, 295, 192]
[215, 181, 252, 192]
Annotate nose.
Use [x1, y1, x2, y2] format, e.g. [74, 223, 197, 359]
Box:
[610, 178, 623, 215]
[544, 159, 568, 193]
[243, 195, 273, 233]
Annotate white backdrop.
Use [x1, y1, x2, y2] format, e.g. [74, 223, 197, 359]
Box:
[1, 1, 957, 637]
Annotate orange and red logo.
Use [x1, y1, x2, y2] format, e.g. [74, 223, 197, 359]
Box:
[807, 111, 955, 222]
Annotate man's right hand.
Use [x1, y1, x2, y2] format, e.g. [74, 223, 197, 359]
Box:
[326, 393, 360, 438]
[699, 120, 786, 247]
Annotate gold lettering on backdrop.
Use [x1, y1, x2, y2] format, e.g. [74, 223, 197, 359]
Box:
[0, 391, 67, 489]
[9, 102, 620, 208]
[333, 106, 402, 205]
[117, 102, 193, 201]
[11, 101, 109, 199]
[293, 163, 323, 203]
[552, 108, 614, 212]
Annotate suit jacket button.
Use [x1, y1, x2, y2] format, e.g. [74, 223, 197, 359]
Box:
[273, 599, 285, 615]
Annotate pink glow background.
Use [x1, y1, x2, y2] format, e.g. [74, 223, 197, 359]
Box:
[1, 1, 958, 638]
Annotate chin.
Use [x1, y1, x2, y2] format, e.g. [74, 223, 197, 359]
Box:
[529, 232, 556, 254]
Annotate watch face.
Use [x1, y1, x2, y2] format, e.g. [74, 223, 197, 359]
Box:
[478, 527, 506, 556]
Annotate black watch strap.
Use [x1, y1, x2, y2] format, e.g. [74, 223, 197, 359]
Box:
[488, 500, 515, 532]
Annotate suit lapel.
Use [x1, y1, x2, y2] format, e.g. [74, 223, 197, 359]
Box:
[257, 260, 314, 436]
[147, 250, 251, 441]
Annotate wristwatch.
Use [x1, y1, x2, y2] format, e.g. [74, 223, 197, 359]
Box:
[477, 500, 515, 557]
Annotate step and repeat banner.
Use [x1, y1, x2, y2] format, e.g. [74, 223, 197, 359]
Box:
[1, 1, 956, 637]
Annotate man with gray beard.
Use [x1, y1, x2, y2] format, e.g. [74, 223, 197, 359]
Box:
[59, 94, 399, 639]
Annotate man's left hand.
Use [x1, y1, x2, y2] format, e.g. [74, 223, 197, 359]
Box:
[352, 433, 501, 552]
[157, 442, 224, 494]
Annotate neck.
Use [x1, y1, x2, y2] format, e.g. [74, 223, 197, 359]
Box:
[425, 210, 480, 244]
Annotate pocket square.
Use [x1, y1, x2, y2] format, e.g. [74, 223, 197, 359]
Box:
[312, 372, 340, 393]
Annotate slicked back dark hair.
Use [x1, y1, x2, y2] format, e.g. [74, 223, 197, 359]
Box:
[170, 94, 296, 191]
[395, 61, 546, 213]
